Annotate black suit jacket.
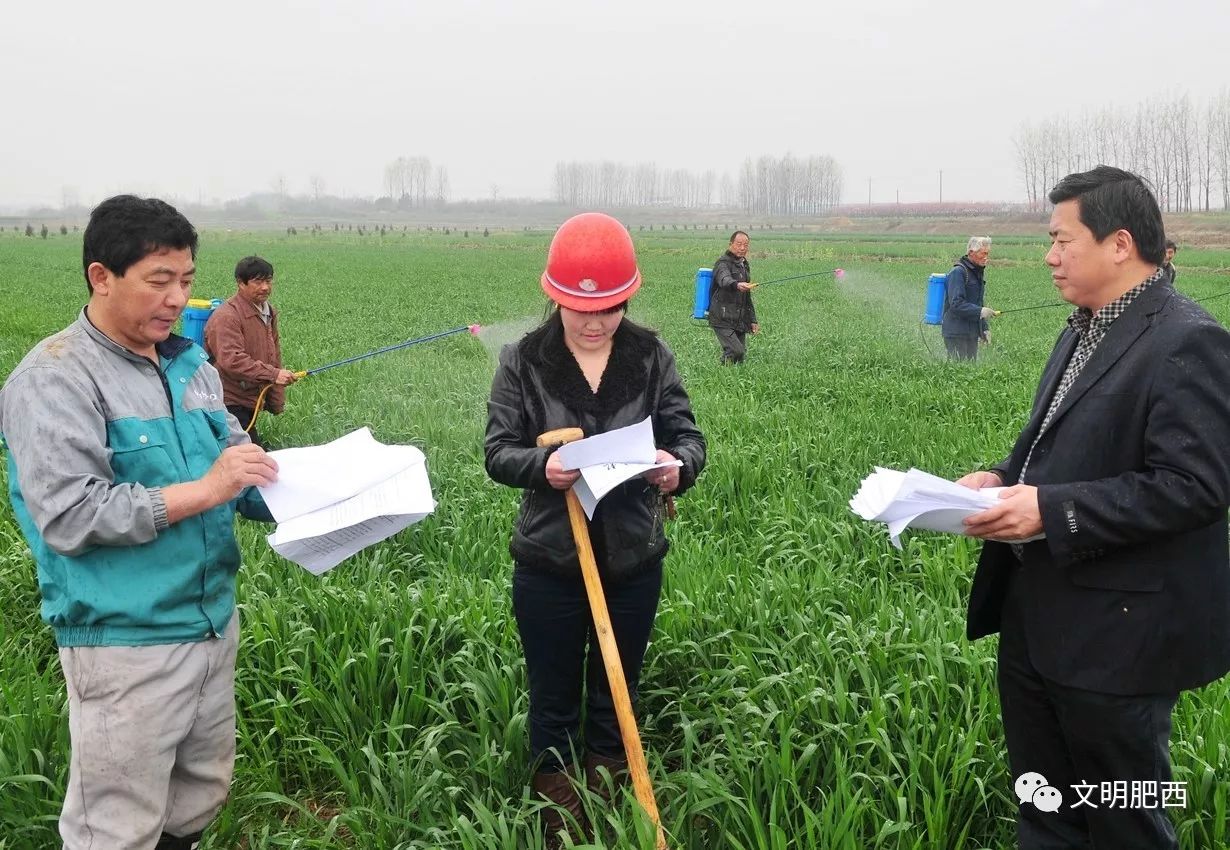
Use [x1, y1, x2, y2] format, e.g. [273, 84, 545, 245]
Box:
[967, 281, 1230, 695]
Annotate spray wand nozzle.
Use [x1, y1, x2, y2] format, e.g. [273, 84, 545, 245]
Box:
[301, 324, 483, 377]
[749, 268, 846, 289]
[243, 323, 483, 433]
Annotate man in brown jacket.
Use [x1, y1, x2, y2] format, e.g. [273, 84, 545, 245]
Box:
[204, 256, 297, 447]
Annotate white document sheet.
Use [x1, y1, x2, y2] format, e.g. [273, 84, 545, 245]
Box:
[552, 418, 681, 519]
[574, 459, 683, 520]
[850, 467, 1045, 549]
[557, 417, 657, 469]
[260, 427, 427, 521]
[258, 428, 436, 574]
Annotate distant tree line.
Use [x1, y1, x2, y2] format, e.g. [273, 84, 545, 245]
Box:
[382, 156, 450, 206]
[552, 162, 718, 208]
[736, 154, 843, 215]
[551, 154, 843, 214]
[1014, 88, 1230, 212]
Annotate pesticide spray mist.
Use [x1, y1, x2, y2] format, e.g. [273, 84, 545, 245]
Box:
[280, 322, 507, 445]
[471, 315, 543, 362]
[830, 267, 950, 360]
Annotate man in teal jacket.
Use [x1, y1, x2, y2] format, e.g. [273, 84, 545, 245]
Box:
[0, 195, 279, 850]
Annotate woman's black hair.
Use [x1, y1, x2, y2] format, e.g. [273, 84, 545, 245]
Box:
[524, 301, 658, 364]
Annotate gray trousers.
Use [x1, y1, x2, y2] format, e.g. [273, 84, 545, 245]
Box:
[944, 334, 978, 361]
[57, 611, 239, 850]
[712, 326, 747, 364]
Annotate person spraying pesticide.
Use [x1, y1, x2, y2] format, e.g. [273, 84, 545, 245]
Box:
[708, 230, 758, 364]
[204, 256, 298, 449]
[942, 236, 997, 361]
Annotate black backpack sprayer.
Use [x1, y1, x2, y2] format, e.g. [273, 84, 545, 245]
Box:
[691, 268, 846, 318]
[244, 324, 482, 431]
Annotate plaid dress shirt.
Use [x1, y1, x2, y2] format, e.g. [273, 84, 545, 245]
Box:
[1018, 267, 1166, 484]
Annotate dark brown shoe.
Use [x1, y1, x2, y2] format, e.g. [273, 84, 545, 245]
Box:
[532, 769, 587, 848]
[583, 752, 629, 804]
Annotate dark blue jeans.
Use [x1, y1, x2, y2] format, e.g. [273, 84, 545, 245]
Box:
[512, 561, 663, 772]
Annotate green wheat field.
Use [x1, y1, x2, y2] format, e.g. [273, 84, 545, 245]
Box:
[1, 227, 1228, 849]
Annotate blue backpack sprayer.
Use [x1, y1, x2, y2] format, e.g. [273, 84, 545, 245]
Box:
[924, 273, 948, 326]
[920, 271, 983, 355]
[179, 298, 224, 345]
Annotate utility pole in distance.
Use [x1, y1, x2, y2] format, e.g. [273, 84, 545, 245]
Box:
[939, 169, 943, 203]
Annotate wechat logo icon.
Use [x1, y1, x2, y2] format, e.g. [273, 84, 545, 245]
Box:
[1016, 772, 1063, 813]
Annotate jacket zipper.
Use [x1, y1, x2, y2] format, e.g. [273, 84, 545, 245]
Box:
[155, 356, 217, 638]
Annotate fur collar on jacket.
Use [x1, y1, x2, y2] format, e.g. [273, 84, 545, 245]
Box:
[519, 316, 659, 419]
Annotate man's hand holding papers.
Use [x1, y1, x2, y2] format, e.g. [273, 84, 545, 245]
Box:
[954, 470, 1005, 490]
[961, 484, 1043, 542]
[850, 467, 1044, 549]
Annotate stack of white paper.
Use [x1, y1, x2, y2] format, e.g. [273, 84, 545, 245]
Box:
[557, 417, 682, 520]
[850, 466, 1041, 549]
[258, 427, 436, 574]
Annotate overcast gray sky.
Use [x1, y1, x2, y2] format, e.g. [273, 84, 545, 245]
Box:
[2, 0, 1227, 209]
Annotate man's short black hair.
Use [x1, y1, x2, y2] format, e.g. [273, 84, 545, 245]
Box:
[82, 195, 198, 294]
[1165, 238, 1178, 252]
[235, 255, 275, 284]
[730, 230, 749, 244]
[1048, 166, 1165, 266]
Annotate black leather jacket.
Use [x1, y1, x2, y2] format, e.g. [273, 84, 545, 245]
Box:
[485, 317, 706, 579]
[708, 250, 757, 331]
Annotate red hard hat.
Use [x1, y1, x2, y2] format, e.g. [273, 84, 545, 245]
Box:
[541, 212, 641, 312]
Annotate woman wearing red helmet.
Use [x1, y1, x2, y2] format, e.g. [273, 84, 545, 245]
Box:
[485, 213, 706, 844]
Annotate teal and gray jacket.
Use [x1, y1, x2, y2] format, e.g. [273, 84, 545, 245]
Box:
[0, 309, 271, 648]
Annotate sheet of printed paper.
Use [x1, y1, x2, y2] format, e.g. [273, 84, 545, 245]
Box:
[557, 417, 657, 470]
[850, 467, 1044, 549]
[573, 459, 683, 520]
[257, 428, 436, 573]
[259, 427, 426, 521]
[268, 515, 423, 576]
[269, 462, 435, 545]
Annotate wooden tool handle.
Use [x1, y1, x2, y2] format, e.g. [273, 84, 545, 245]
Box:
[536, 427, 585, 448]
[562, 490, 668, 850]
[534, 428, 668, 849]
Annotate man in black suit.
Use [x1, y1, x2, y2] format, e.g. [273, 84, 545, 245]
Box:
[957, 166, 1230, 849]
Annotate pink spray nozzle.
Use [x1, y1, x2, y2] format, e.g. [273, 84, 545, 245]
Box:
[468, 324, 482, 336]
[834, 269, 846, 280]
